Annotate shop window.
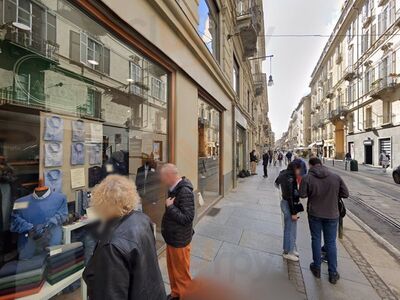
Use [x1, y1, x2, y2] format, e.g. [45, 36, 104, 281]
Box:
[198, 98, 221, 206]
[0, 0, 170, 273]
[198, 0, 219, 60]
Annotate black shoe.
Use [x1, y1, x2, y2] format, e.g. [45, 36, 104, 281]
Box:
[167, 295, 179, 300]
[329, 272, 340, 284]
[309, 263, 321, 278]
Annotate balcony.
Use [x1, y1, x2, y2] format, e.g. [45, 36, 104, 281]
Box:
[370, 76, 400, 100]
[0, 24, 59, 62]
[236, 0, 262, 58]
[253, 73, 266, 96]
[326, 91, 334, 99]
[343, 65, 357, 81]
[329, 104, 349, 122]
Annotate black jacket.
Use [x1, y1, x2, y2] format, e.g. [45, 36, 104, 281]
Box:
[262, 153, 269, 165]
[299, 165, 349, 219]
[161, 177, 195, 248]
[275, 169, 299, 215]
[83, 211, 166, 300]
[250, 152, 258, 162]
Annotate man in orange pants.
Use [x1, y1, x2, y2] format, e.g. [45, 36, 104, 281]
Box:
[161, 164, 195, 300]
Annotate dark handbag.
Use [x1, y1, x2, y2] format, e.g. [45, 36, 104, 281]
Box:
[293, 202, 304, 214]
[338, 198, 346, 218]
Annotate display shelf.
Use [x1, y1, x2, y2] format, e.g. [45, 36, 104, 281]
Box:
[16, 269, 84, 300]
[62, 218, 98, 244]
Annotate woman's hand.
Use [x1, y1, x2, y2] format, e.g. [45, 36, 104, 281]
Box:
[291, 214, 298, 221]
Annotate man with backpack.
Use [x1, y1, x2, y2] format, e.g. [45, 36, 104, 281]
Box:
[299, 157, 349, 285]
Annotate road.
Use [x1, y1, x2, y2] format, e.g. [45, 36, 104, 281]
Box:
[324, 161, 400, 253]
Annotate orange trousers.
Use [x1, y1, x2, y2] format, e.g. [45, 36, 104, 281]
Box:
[166, 244, 192, 298]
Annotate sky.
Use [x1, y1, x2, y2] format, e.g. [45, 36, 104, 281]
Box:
[263, 0, 343, 139]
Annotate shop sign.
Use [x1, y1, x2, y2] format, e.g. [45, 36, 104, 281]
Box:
[363, 138, 374, 146]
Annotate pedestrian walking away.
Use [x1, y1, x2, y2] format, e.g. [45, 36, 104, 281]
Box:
[275, 161, 304, 262]
[299, 157, 349, 284]
[262, 150, 269, 178]
[344, 152, 352, 171]
[379, 150, 390, 173]
[268, 149, 273, 166]
[83, 175, 166, 300]
[160, 164, 195, 300]
[250, 150, 258, 175]
[285, 151, 293, 164]
[278, 151, 284, 167]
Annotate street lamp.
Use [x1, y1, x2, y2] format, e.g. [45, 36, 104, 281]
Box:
[249, 54, 275, 86]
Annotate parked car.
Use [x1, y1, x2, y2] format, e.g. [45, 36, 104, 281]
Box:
[393, 166, 400, 184]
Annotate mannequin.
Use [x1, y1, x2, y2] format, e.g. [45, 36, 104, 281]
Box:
[10, 180, 68, 260]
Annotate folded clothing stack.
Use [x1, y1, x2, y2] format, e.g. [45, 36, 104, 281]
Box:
[0, 255, 46, 300]
[46, 242, 85, 285]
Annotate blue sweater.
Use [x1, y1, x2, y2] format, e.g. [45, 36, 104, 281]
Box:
[10, 191, 68, 259]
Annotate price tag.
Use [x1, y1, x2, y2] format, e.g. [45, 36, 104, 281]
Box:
[13, 202, 29, 210]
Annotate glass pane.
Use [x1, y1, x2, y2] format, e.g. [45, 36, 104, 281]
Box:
[198, 98, 220, 207]
[0, 0, 170, 279]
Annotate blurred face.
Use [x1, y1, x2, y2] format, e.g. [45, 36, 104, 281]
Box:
[160, 170, 177, 187]
[294, 168, 301, 176]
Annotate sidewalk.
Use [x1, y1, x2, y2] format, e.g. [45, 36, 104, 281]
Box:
[158, 165, 385, 300]
[324, 159, 394, 185]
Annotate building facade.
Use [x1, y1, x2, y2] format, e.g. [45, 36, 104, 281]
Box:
[0, 0, 271, 270]
[308, 0, 400, 167]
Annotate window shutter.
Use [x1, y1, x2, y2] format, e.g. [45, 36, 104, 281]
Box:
[103, 47, 110, 75]
[80, 32, 87, 64]
[69, 30, 80, 62]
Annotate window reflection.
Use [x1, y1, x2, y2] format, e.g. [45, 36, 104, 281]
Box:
[0, 0, 170, 286]
[198, 98, 220, 205]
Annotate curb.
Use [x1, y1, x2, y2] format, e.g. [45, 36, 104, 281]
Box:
[347, 210, 400, 261]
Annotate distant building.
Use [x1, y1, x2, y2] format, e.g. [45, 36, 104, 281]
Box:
[308, 0, 400, 167]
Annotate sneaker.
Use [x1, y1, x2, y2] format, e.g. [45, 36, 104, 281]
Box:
[329, 272, 340, 284]
[293, 250, 300, 257]
[283, 253, 299, 262]
[309, 263, 321, 278]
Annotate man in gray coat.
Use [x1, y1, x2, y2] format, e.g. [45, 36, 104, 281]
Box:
[299, 157, 349, 284]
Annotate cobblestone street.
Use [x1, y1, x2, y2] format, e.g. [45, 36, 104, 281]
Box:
[159, 165, 395, 299]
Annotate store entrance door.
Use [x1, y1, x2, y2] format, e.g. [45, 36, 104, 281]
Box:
[364, 145, 373, 165]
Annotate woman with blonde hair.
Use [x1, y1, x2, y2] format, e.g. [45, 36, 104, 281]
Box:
[83, 175, 166, 300]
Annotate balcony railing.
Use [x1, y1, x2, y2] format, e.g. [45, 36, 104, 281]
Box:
[2, 24, 59, 61]
[236, 0, 262, 58]
[370, 75, 400, 100]
[343, 65, 357, 81]
[329, 103, 349, 122]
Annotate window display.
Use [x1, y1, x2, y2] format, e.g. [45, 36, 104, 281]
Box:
[0, 0, 170, 297]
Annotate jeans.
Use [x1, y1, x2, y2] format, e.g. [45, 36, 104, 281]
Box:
[308, 215, 339, 274]
[281, 200, 297, 253]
